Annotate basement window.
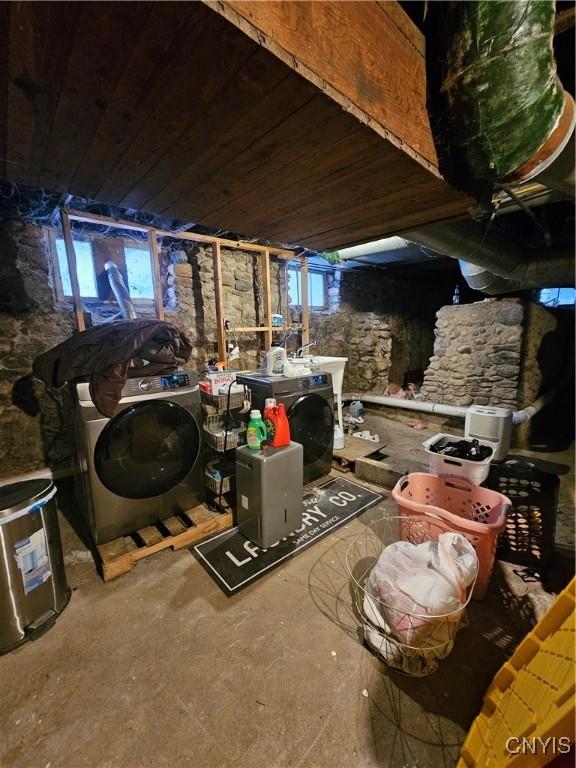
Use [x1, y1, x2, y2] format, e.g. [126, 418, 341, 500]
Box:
[538, 287, 575, 308]
[288, 267, 327, 309]
[54, 238, 97, 298]
[51, 233, 155, 304]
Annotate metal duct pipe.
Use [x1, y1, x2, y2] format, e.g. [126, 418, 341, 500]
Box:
[403, 220, 575, 295]
[105, 261, 137, 320]
[458, 252, 575, 295]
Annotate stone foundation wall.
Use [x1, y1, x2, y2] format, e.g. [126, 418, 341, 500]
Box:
[420, 298, 525, 408]
[165, 242, 284, 373]
[2, 217, 562, 475]
[518, 302, 557, 410]
[516, 302, 558, 445]
[0, 220, 284, 478]
[309, 310, 392, 393]
[0, 220, 77, 477]
[310, 268, 450, 393]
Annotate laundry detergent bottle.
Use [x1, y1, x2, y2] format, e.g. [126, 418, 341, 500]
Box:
[266, 346, 286, 376]
[271, 403, 290, 447]
[263, 398, 277, 442]
[246, 410, 267, 451]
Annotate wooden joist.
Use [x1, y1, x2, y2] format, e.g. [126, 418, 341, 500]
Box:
[96, 504, 233, 582]
[65, 209, 294, 257]
[1, 2, 471, 250]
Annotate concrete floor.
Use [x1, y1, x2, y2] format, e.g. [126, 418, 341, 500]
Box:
[1, 416, 573, 768]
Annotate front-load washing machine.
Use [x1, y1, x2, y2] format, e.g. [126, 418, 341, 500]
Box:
[236, 371, 334, 484]
[73, 370, 204, 544]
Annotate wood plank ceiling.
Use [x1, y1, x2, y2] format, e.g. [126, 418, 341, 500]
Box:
[0, 1, 471, 251]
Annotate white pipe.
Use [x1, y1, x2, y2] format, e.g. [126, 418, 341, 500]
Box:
[512, 379, 567, 424]
[343, 387, 563, 427]
[336, 392, 344, 432]
[341, 393, 468, 418]
[338, 236, 411, 261]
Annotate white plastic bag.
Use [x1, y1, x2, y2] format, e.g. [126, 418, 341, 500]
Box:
[366, 532, 477, 648]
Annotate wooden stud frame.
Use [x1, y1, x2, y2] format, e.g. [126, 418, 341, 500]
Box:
[212, 242, 227, 361]
[61, 209, 86, 331]
[61, 208, 310, 357]
[148, 230, 164, 321]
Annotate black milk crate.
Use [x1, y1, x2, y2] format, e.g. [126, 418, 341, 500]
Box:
[485, 459, 559, 570]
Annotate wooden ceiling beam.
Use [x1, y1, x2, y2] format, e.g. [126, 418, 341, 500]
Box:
[1, 2, 472, 251]
[65, 209, 294, 256]
[205, 0, 439, 172]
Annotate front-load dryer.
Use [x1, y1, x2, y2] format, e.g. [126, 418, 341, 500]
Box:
[72, 370, 204, 544]
[236, 371, 334, 484]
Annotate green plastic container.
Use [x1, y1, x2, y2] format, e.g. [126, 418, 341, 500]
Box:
[246, 410, 267, 451]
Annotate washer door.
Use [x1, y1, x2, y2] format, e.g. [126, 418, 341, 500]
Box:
[94, 400, 201, 499]
[287, 393, 334, 466]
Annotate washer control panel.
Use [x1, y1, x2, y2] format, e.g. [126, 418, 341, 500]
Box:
[301, 373, 329, 390]
[160, 373, 190, 390]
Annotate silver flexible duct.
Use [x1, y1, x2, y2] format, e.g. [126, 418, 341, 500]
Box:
[403, 220, 574, 296]
[104, 261, 137, 320]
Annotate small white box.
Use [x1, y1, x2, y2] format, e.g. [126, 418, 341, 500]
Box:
[422, 432, 497, 485]
[206, 371, 236, 395]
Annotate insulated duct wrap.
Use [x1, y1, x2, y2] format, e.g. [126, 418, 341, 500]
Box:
[439, 0, 572, 184]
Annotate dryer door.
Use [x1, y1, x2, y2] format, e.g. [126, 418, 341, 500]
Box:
[287, 393, 334, 467]
[94, 400, 201, 499]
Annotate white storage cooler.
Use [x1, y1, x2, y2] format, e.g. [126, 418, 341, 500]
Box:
[422, 433, 497, 485]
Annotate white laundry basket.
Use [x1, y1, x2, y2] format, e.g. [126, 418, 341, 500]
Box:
[422, 433, 497, 485]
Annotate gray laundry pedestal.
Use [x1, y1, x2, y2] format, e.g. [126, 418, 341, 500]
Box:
[236, 442, 303, 548]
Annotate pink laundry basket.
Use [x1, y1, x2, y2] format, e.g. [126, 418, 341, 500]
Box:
[391, 473, 510, 599]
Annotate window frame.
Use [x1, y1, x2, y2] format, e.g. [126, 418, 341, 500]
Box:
[287, 266, 328, 310]
[49, 229, 157, 308]
[537, 287, 575, 309]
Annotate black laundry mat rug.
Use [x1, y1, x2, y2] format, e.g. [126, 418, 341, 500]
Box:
[192, 476, 384, 595]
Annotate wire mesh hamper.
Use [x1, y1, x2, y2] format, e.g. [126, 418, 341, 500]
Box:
[346, 516, 478, 677]
[392, 473, 509, 599]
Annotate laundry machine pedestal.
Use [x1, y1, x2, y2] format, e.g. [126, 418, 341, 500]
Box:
[236, 442, 303, 548]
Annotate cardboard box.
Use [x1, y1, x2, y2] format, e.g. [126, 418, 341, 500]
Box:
[206, 371, 237, 395]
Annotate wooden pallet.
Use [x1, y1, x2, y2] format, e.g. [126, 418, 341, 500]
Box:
[332, 455, 353, 473]
[96, 505, 233, 582]
[332, 435, 387, 474]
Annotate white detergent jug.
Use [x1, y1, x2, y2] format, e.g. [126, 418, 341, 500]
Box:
[266, 346, 286, 376]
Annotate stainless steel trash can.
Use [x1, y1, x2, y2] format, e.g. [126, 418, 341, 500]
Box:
[0, 479, 70, 654]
